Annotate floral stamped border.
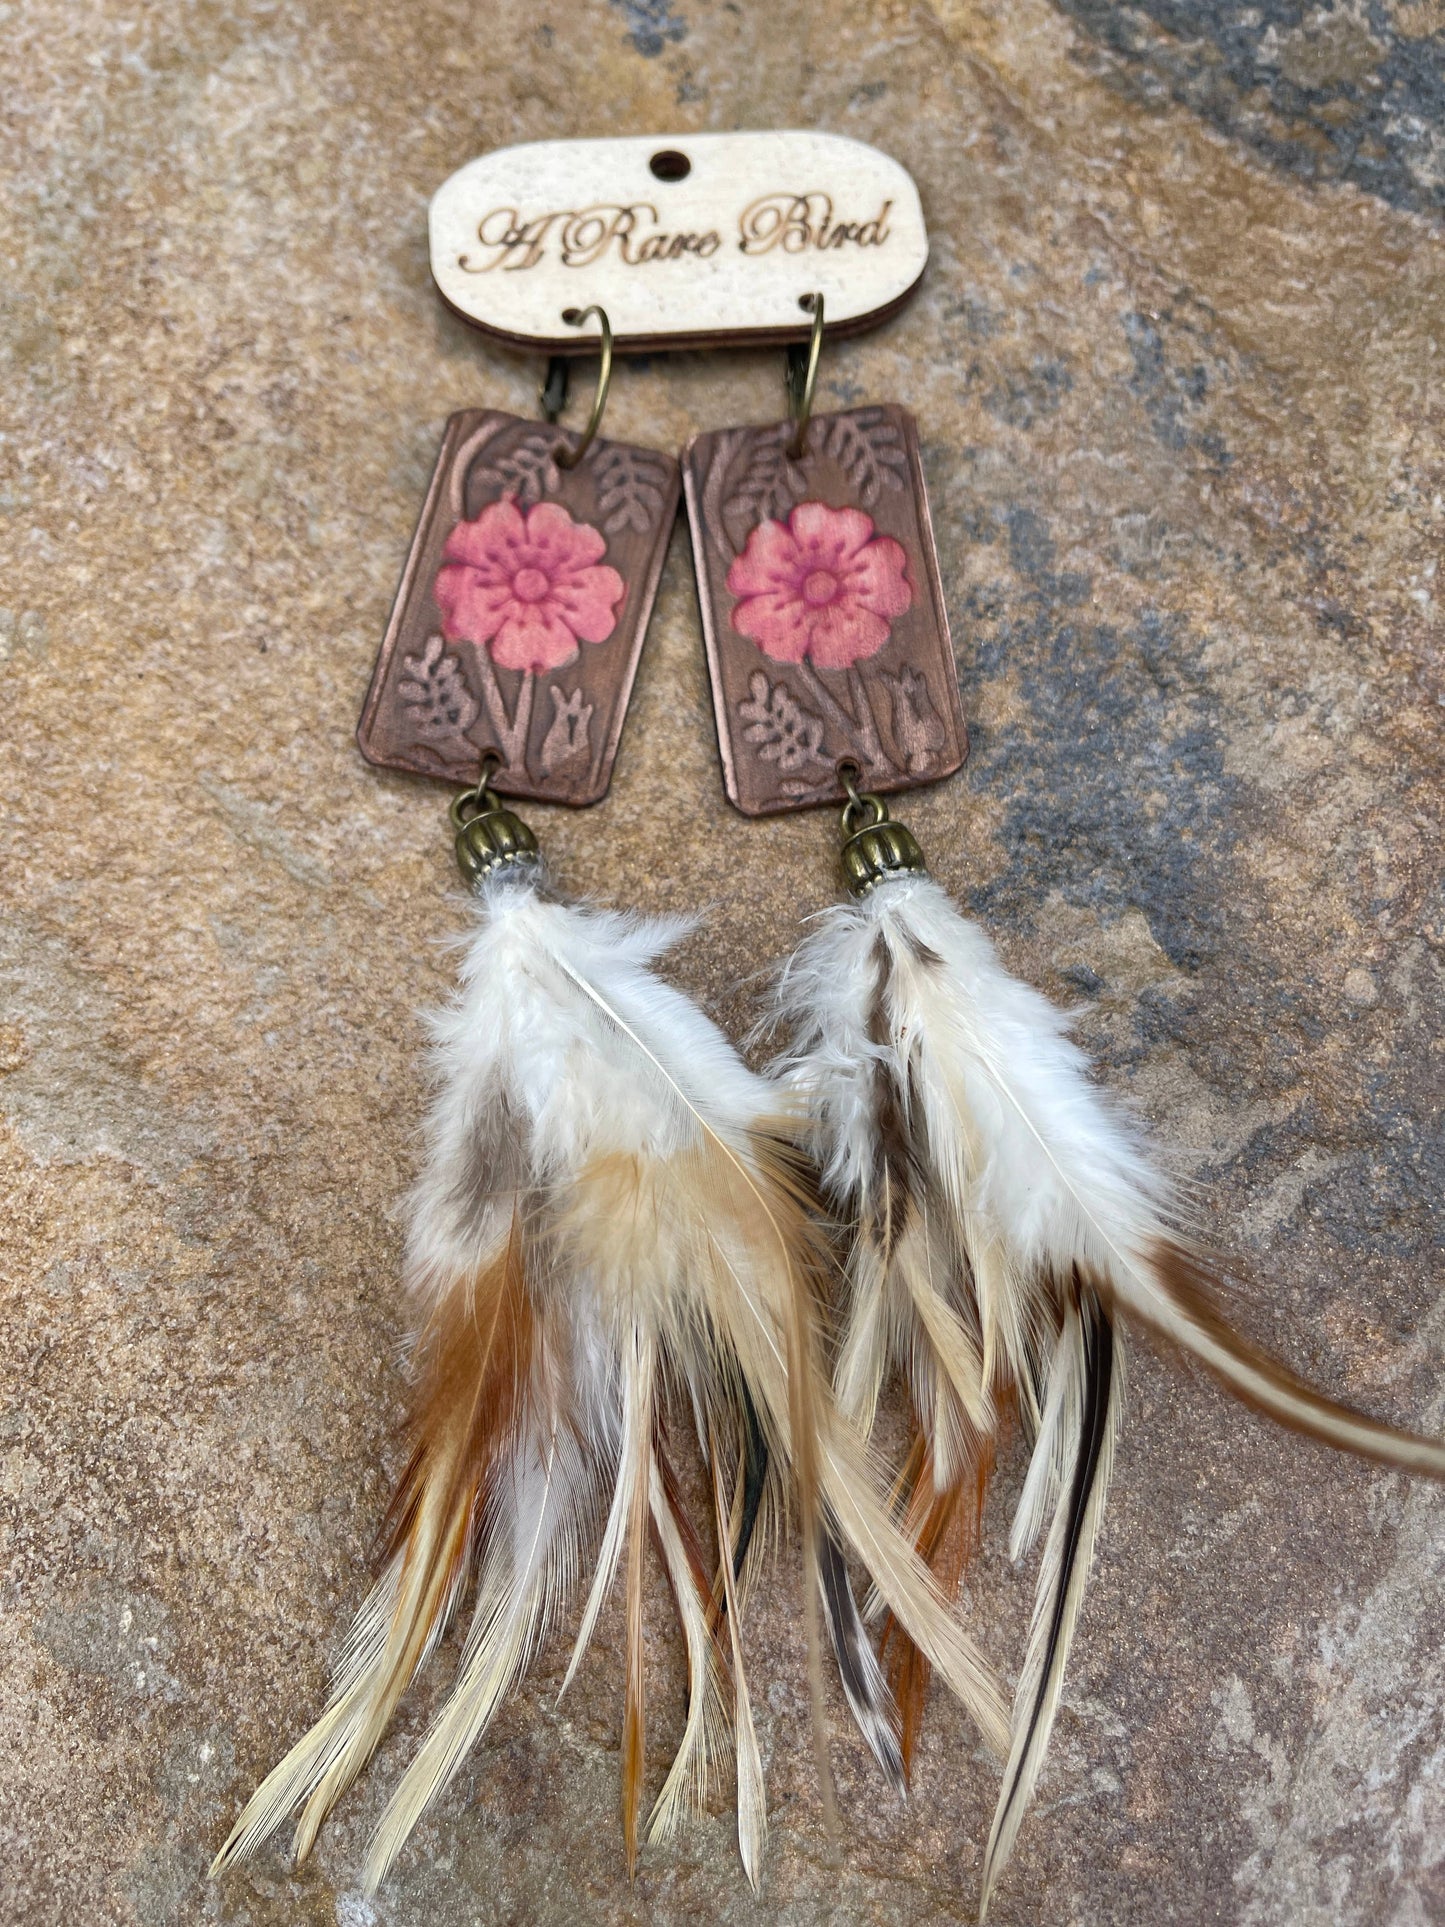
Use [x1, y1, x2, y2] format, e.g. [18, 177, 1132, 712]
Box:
[682, 404, 966, 815]
[357, 410, 680, 806]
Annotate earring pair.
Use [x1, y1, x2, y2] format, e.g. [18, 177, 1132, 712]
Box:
[215, 302, 1007, 1895]
[217, 295, 1445, 1920]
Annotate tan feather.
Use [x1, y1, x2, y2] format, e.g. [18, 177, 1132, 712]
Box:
[646, 1447, 728, 1851]
[623, 1438, 648, 1876]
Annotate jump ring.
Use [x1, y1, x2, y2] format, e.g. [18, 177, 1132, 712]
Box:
[449, 752, 504, 832]
[837, 759, 888, 838]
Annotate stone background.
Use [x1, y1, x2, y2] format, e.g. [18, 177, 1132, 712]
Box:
[3, 1, 1443, 1921]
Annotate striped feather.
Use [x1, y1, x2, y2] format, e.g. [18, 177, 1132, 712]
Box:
[981, 1290, 1120, 1918]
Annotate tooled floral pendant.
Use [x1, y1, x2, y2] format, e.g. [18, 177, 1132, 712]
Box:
[683, 395, 964, 815]
[360, 404, 679, 804]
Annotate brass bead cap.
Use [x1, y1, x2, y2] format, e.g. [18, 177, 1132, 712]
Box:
[450, 779, 540, 889]
[837, 776, 929, 896]
[841, 816, 928, 895]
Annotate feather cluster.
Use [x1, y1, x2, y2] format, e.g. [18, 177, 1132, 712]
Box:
[213, 865, 1006, 1893]
[214, 844, 1445, 1915]
[771, 866, 1445, 1915]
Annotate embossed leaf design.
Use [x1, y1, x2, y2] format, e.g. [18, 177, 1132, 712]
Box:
[882, 665, 945, 772]
[817, 409, 908, 505]
[737, 669, 829, 772]
[593, 444, 671, 535]
[473, 432, 562, 507]
[398, 635, 479, 758]
[723, 433, 808, 554]
[539, 683, 594, 771]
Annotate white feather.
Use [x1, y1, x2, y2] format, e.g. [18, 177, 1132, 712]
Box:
[775, 874, 1167, 1282]
[1009, 1316, 1075, 1564]
[360, 1414, 595, 1891]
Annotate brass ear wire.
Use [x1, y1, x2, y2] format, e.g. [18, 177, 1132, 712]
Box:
[553, 304, 614, 469]
[786, 291, 825, 459]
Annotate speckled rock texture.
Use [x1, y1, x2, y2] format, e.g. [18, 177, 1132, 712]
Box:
[3, 2, 1442, 1922]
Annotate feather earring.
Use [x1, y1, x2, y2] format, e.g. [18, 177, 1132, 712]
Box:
[768, 777, 1445, 1918]
[211, 777, 1008, 1893]
[679, 297, 1035, 1787]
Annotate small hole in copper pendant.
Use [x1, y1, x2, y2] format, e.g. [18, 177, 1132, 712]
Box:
[649, 149, 691, 182]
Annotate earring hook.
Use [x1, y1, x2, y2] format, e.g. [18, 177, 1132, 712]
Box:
[786, 291, 825, 460]
[554, 304, 614, 470]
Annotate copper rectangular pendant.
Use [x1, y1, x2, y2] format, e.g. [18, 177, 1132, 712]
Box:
[358, 410, 679, 806]
[682, 404, 965, 816]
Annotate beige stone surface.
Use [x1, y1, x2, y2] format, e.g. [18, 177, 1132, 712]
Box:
[2, 2, 1443, 1922]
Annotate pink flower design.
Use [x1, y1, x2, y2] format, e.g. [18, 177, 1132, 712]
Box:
[726, 501, 912, 670]
[434, 498, 625, 674]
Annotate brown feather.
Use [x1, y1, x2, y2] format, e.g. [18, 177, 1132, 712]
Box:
[770, 1146, 841, 1841]
[1129, 1238, 1445, 1479]
[379, 1211, 532, 1568]
[654, 1437, 714, 1611]
[293, 1214, 532, 1859]
[879, 1432, 993, 1782]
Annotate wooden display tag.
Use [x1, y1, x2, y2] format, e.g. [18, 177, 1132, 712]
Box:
[430, 132, 928, 353]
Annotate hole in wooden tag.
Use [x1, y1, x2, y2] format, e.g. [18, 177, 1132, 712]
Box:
[649, 148, 691, 182]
